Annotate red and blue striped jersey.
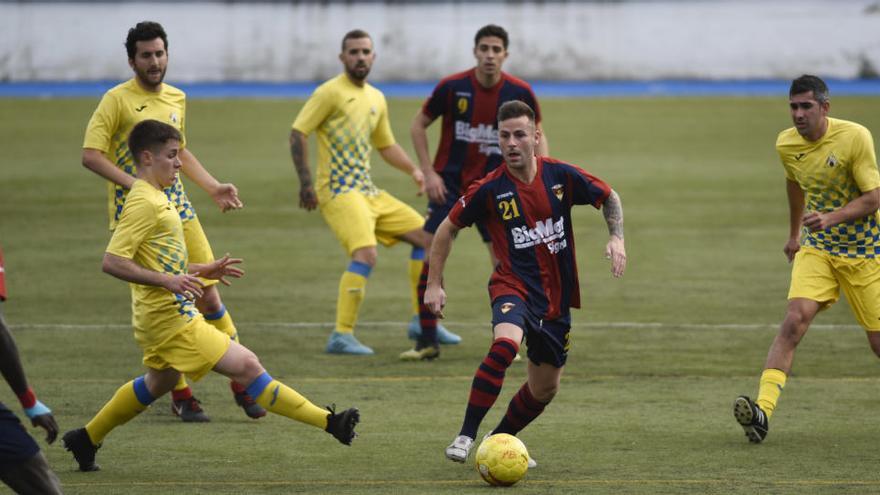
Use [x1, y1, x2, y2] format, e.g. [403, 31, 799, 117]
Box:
[422, 68, 541, 192]
[448, 158, 611, 320]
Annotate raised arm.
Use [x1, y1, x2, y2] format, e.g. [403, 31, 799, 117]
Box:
[178, 148, 243, 212]
[424, 218, 462, 317]
[602, 189, 626, 278]
[289, 129, 318, 211]
[82, 148, 136, 189]
[411, 111, 446, 203]
[378, 144, 425, 195]
[802, 186, 880, 233]
[102, 252, 205, 300]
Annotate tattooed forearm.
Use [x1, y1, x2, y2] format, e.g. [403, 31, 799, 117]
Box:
[603, 190, 624, 239]
[289, 130, 312, 187]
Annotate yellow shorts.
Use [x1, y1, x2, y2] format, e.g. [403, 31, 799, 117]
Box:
[183, 217, 218, 288]
[141, 317, 231, 381]
[789, 247, 880, 330]
[320, 190, 424, 255]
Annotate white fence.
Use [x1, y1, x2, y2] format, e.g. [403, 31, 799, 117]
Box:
[1, 1, 878, 81]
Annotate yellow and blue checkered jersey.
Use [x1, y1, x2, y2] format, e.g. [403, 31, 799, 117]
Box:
[778, 117, 880, 258]
[291, 73, 396, 203]
[83, 78, 196, 231]
[106, 179, 198, 347]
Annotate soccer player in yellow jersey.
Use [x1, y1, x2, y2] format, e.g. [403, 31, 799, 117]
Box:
[82, 21, 265, 421]
[289, 30, 431, 355]
[734, 75, 880, 443]
[63, 120, 360, 472]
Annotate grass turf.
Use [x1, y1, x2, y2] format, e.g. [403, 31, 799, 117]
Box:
[1, 95, 880, 493]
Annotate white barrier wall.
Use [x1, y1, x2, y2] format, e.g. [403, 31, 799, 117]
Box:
[1, 1, 878, 81]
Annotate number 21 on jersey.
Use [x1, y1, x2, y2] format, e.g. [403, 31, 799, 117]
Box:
[498, 199, 520, 220]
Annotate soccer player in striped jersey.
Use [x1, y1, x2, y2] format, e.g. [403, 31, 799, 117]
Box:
[63, 120, 359, 473]
[734, 75, 880, 443]
[424, 101, 626, 465]
[403, 25, 548, 360]
[81, 22, 265, 421]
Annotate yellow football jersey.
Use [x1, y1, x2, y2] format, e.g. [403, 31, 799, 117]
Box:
[83, 79, 195, 230]
[292, 74, 395, 203]
[105, 179, 198, 347]
[777, 117, 880, 258]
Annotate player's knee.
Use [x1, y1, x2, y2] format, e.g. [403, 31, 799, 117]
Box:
[352, 247, 378, 267]
[239, 348, 264, 377]
[780, 310, 811, 341]
[530, 382, 558, 403]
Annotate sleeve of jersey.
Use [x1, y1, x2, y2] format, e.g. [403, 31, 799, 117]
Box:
[776, 133, 797, 181]
[448, 181, 488, 228]
[371, 95, 396, 149]
[82, 93, 120, 152]
[567, 165, 612, 208]
[851, 126, 880, 192]
[421, 81, 448, 120]
[106, 192, 157, 260]
[291, 87, 333, 135]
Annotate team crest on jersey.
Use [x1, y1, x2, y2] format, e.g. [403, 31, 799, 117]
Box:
[826, 152, 838, 168]
[457, 97, 468, 114]
[370, 106, 377, 115]
[500, 302, 516, 314]
[552, 184, 564, 201]
[169, 112, 179, 124]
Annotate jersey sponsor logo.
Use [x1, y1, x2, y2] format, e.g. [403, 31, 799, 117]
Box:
[500, 302, 515, 314]
[826, 152, 839, 167]
[454, 122, 501, 156]
[552, 184, 564, 201]
[457, 97, 468, 114]
[511, 216, 567, 253]
[135, 105, 147, 112]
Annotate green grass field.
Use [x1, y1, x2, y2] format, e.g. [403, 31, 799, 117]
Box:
[2, 95, 880, 494]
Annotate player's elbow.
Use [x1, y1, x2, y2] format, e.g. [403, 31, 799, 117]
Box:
[101, 253, 118, 276]
[865, 188, 880, 212]
[82, 149, 101, 172]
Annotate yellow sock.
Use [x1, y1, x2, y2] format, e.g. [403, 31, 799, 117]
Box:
[336, 262, 370, 334]
[205, 305, 239, 343]
[85, 376, 154, 445]
[756, 368, 787, 419]
[173, 374, 189, 392]
[246, 373, 328, 429]
[408, 248, 425, 317]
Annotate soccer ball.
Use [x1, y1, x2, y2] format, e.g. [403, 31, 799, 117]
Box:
[474, 433, 529, 486]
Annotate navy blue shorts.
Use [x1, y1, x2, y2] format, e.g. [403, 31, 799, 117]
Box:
[491, 295, 571, 367]
[424, 194, 491, 242]
[0, 402, 39, 463]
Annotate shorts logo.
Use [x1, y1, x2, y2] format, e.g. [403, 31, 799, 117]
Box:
[457, 97, 468, 114]
[552, 184, 564, 201]
[500, 302, 515, 314]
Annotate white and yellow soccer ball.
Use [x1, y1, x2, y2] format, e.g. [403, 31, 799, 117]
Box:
[474, 433, 529, 486]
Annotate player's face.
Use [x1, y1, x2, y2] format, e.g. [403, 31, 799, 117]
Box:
[144, 140, 182, 189]
[340, 37, 375, 83]
[499, 116, 539, 170]
[129, 38, 168, 90]
[473, 36, 508, 78]
[789, 91, 829, 140]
